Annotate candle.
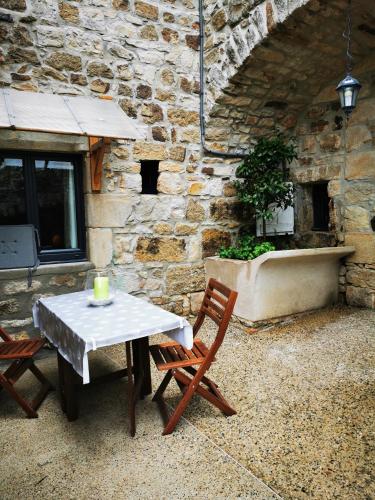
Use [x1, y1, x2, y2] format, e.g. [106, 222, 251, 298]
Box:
[94, 276, 109, 300]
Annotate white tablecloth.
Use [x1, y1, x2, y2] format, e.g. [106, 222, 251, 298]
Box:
[33, 290, 193, 384]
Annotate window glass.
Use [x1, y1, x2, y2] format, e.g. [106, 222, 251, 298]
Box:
[34, 159, 78, 250]
[0, 157, 27, 225]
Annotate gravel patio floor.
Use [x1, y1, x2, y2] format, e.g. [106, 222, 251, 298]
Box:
[1, 306, 374, 499]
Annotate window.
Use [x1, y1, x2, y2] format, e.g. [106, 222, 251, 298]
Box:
[312, 182, 330, 231]
[140, 160, 159, 194]
[0, 151, 85, 263]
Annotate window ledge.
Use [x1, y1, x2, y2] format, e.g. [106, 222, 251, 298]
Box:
[0, 261, 94, 280]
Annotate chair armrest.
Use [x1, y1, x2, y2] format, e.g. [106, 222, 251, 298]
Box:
[0, 327, 13, 342]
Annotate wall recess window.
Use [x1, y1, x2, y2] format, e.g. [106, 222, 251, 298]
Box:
[140, 160, 159, 194]
[312, 182, 330, 231]
[0, 151, 85, 263]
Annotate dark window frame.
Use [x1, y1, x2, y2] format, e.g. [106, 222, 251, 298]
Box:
[0, 150, 86, 264]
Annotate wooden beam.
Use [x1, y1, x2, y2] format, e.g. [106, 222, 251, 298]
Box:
[89, 136, 111, 192]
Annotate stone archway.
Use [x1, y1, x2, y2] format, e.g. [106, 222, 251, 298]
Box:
[204, 0, 375, 154]
[204, 0, 375, 308]
[204, 0, 310, 114]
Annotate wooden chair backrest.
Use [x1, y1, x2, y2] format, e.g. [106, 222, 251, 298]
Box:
[193, 278, 238, 360]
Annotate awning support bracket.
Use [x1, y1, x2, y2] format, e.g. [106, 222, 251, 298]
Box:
[89, 136, 111, 193]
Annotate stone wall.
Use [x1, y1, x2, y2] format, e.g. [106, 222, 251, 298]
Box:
[0, 262, 93, 336]
[292, 70, 375, 308]
[0, 0, 243, 323]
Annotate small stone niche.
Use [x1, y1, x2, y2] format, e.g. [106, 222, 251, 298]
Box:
[294, 182, 336, 247]
[140, 160, 159, 194]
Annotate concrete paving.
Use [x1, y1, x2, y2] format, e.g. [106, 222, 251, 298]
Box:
[0, 306, 374, 499]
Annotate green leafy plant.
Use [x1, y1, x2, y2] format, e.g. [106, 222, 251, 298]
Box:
[219, 236, 275, 261]
[235, 133, 298, 238]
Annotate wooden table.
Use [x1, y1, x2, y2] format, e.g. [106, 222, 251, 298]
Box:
[33, 290, 193, 434]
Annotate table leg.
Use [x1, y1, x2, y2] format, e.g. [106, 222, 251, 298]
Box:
[140, 337, 152, 397]
[132, 337, 152, 399]
[64, 358, 80, 422]
[125, 341, 135, 437]
[57, 352, 66, 413]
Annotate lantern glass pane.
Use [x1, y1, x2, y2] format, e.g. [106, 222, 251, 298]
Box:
[352, 87, 359, 106]
[338, 89, 345, 108]
[344, 87, 353, 107]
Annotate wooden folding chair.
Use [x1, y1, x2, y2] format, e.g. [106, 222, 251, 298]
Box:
[0, 327, 54, 418]
[149, 278, 238, 435]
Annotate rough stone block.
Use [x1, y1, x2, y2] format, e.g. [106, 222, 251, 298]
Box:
[86, 194, 133, 228]
[166, 263, 205, 294]
[87, 61, 113, 78]
[345, 206, 370, 232]
[157, 172, 184, 194]
[112, 0, 129, 10]
[141, 103, 163, 124]
[345, 233, 375, 264]
[113, 235, 134, 264]
[158, 161, 183, 173]
[346, 125, 372, 152]
[188, 182, 206, 195]
[175, 223, 198, 235]
[152, 127, 168, 142]
[88, 228, 113, 268]
[223, 182, 237, 197]
[49, 274, 77, 288]
[202, 229, 231, 258]
[133, 142, 167, 160]
[0, 299, 20, 315]
[168, 146, 186, 162]
[135, 0, 158, 20]
[346, 267, 375, 289]
[345, 181, 374, 205]
[153, 223, 173, 234]
[319, 133, 341, 152]
[346, 286, 374, 309]
[46, 51, 82, 71]
[346, 151, 375, 180]
[186, 199, 205, 221]
[59, 2, 79, 23]
[0, 0, 26, 10]
[3, 280, 42, 295]
[135, 237, 186, 262]
[167, 108, 199, 126]
[190, 291, 205, 313]
[212, 9, 227, 31]
[210, 198, 242, 221]
[90, 79, 110, 93]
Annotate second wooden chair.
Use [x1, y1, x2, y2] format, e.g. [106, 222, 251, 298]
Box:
[149, 278, 238, 435]
[0, 327, 54, 418]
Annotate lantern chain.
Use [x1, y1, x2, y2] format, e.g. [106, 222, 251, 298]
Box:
[343, 0, 353, 75]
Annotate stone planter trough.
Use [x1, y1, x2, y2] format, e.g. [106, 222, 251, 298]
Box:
[205, 247, 355, 323]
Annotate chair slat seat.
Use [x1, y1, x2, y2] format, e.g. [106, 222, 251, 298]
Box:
[150, 338, 214, 371]
[0, 338, 45, 360]
[149, 278, 238, 435]
[0, 327, 53, 418]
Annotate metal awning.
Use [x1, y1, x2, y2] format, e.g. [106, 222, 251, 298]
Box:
[0, 88, 143, 140]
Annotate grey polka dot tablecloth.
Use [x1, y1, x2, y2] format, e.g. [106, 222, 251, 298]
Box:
[33, 290, 193, 384]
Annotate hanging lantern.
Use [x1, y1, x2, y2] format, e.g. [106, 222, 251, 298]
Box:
[336, 0, 361, 117]
[336, 75, 361, 116]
